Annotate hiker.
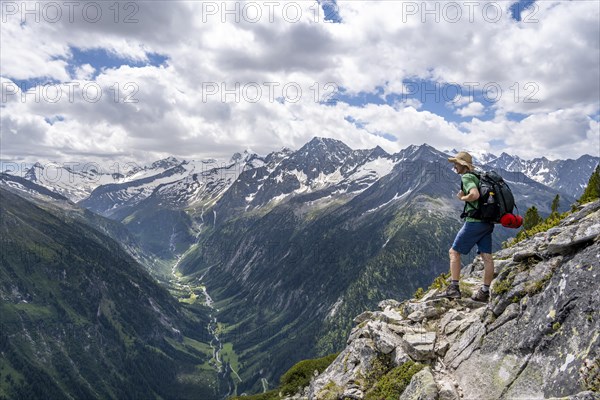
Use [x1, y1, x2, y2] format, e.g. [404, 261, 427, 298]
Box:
[445, 152, 494, 302]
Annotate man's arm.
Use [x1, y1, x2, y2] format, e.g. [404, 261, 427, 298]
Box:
[457, 188, 480, 202]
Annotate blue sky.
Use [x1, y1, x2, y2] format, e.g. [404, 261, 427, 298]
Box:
[1, 0, 598, 162]
[9, 47, 169, 91]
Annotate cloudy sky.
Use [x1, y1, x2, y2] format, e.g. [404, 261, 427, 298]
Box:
[1, 0, 599, 167]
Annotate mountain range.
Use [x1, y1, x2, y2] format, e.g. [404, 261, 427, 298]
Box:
[9, 143, 596, 209]
[0, 183, 226, 399]
[2, 138, 598, 396]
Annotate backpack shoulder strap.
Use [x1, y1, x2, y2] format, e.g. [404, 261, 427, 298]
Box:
[460, 171, 483, 219]
[461, 171, 480, 190]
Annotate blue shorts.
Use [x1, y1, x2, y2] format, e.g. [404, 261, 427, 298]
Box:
[452, 222, 494, 255]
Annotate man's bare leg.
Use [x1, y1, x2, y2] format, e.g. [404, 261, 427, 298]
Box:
[444, 248, 463, 298]
[449, 248, 461, 281]
[481, 253, 494, 286]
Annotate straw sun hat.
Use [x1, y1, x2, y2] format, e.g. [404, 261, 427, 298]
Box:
[447, 151, 475, 171]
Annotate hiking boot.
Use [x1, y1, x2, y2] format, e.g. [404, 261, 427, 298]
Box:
[471, 287, 490, 302]
[443, 284, 461, 299]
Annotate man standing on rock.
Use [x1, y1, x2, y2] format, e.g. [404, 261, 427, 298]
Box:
[444, 152, 494, 302]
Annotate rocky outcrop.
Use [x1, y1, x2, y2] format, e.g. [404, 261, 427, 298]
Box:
[399, 367, 438, 400]
[293, 200, 600, 400]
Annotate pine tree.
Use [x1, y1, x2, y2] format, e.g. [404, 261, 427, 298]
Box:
[551, 194, 560, 215]
[579, 164, 600, 204]
[523, 206, 542, 231]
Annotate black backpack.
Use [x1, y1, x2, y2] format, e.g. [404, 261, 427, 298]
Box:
[460, 171, 516, 223]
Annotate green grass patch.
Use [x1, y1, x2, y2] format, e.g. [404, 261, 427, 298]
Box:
[364, 361, 425, 400]
[428, 272, 451, 291]
[493, 277, 514, 295]
[179, 292, 199, 305]
[413, 287, 425, 300]
[0, 304, 20, 324]
[525, 273, 553, 296]
[230, 352, 339, 399]
[221, 343, 241, 379]
[552, 322, 561, 331]
[164, 337, 209, 362]
[512, 211, 571, 246]
[365, 354, 393, 389]
[13, 303, 54, 320]
[278, 353, 339, 396]
[459, 282, 474, 298]
[183, 337, 213, 357]
[0, 358, 25, 398]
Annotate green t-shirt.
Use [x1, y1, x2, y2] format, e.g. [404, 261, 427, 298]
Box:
[462, 173, 480, 222]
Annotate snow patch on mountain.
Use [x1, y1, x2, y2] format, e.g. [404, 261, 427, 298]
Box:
[365, 189, 413, 214]
[348, 158, 395, 181]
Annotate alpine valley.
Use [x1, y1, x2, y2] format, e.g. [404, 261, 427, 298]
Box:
[1, 138, 598, 398]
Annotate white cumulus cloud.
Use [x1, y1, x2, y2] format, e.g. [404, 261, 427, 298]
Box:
[0, 0, 598, 164]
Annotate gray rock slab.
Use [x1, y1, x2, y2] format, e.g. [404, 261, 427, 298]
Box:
[378, 299, 402, 310]
[402, 331, 437, 361]
[547, 209, 600, 255]
[399, 367, 438, 400]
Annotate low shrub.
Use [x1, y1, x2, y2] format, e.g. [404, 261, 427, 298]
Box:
[364, 361, 425, 400]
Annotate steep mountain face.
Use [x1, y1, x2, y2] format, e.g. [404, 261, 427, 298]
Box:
[15, 147, 597, 208]
[0, 173, 155, 272]
[0, 187, 222, 400]
[20, 162, 125, 203]
[77, 152, 265, 263]
[446, 148, 497, 165]
[78, 160, 189, 218]
[445, 150, 599, 198]
[294, 200, 600, 400]
[1, 172, 68, 202]
[485, 153, 599, 198]
[211, 138, 394, 220]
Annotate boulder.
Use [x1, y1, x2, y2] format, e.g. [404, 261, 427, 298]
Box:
[353, 311, 376, 325]
[455, 298, 488, 310]
[391, 345, 410, 366]
[438, 309, 465, 334]
[407, 310, 427, 323]
[308, 338, 378, 398]
[491, 259, 515, 276]
[513, 250, 544, 262]
[399, 367, 439, 400]
[368, 321, 403, 355]
[435, 338, 450, 357]
[312, 201, 600, 400]
[487, 302, 519, 333]
[348, 324, 369, 345]
[437, 377, 460, 400]
[444, 320, 486, 369]
[388, 323, 428, 336]
[404, 298, 451, 316]
[378, 299, 402, 310]
[547, 209, 600, 254]
[341, 387, 364, 399]
[402, 332, 437, 361]
[380, 308, 404, 324]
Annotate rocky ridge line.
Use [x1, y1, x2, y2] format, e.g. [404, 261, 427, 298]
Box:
[287, 200, 600, 400]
